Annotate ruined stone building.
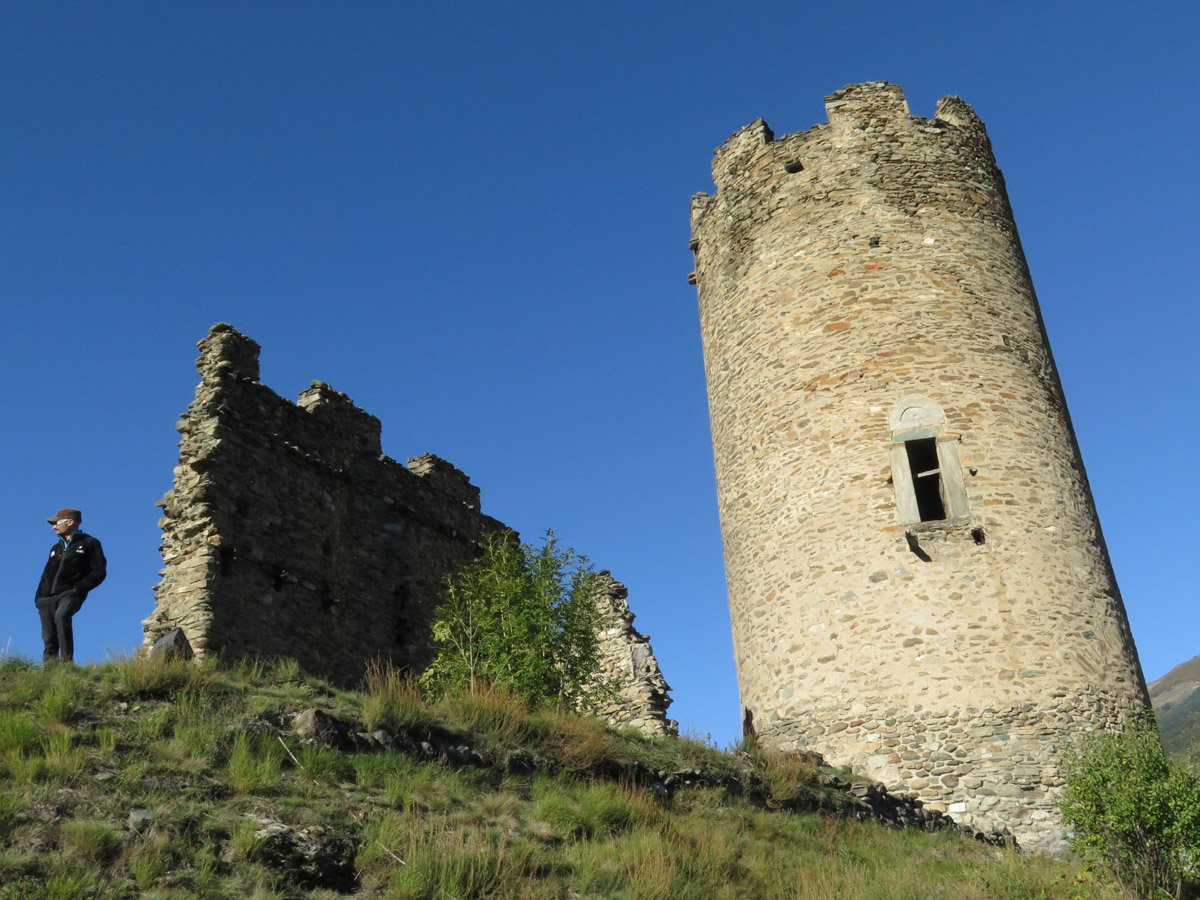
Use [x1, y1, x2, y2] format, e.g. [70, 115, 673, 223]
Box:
[144, 324, 675, 736]
[689, 82, 1147, 847]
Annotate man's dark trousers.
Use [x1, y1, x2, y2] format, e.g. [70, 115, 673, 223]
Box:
[37, 590, 85, 662]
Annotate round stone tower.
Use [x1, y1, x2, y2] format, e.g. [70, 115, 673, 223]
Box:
[689, 82, 1148, 848]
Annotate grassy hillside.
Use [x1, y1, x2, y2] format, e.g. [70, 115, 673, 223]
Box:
[1148, 654, 1200, 704]
[1150, 655, 1200, 763]
[0, 656, 1117, 899]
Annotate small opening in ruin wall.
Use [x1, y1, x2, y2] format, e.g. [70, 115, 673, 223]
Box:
[972, 527, 987, 545]
[783, 160, 804, 174]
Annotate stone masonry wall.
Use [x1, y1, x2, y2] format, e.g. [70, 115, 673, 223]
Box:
[591, 572, 678, 736]
[144, 324, 674, 734]
[690, 83, 1148, 849]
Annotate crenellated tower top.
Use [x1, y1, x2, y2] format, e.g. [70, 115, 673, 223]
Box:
[696, 81, 996, 233]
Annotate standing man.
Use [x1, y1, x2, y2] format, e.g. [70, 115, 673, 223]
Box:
[35, 508, 106, 663]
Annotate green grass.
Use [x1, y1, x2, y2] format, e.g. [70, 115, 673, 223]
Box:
[0, 656, 1124, 899]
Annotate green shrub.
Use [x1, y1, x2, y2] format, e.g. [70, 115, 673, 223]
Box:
[353, 752, 418, 790]
[265, 656, 303, 684]
[754, 746, 820, 806]
[0, 660, 48, 707]
[171, 692, 227, 758]
[421, 530, 609, 709]
[1059, 712, 1200, 899]
[0, 656, 35, 675]
[231, 817, 268, 862]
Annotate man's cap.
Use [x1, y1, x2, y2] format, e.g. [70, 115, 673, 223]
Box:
[47, 508, 82, 524]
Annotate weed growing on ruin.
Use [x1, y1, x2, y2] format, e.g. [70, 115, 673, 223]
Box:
[421, 530, 610, 709]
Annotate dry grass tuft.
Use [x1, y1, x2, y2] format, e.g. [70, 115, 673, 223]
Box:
[361, 661, 435, 734]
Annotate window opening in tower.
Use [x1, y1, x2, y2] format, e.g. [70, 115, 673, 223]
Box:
[905, 438, 946, 522]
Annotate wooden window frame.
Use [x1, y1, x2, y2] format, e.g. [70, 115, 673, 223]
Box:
[888, 397, 970, 526]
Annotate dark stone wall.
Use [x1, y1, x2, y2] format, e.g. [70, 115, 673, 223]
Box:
[144, 325, 675, 735]
[148, 324, 517, 685]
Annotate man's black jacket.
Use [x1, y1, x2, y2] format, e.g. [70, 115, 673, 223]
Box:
[35, 533, 107, 602]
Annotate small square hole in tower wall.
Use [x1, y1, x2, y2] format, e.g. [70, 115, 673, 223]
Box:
[905, 438, 945, 522]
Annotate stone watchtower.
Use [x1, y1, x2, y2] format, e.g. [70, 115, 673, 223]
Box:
[689, 82, 1148, 847]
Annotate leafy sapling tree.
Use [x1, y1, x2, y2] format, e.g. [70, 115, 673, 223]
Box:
[1059, 711, 1200, 900]
[421, 530, 613, 709]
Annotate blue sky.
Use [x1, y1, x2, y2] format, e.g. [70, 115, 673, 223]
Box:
[2, 2, 1196, 746]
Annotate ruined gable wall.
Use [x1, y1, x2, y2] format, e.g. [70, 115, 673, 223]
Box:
[145, 325, 503, 686]
[690, 83, 1147, 849]
[145, 325, 674, 735]
[591, 573, 677, 736]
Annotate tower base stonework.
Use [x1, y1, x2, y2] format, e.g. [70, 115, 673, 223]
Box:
[770, 692, 1141, 851]
[145, 324, 675, 735]
[690, 83, 1148, 849]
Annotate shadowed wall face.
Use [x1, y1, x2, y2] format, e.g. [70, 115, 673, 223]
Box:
[145, 324, 675, 735]
[147, 324, 503, 686]
[690, 82, 1147, 849]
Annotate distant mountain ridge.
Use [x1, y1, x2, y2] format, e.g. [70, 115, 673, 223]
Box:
[1148, 655, 1200, 760]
